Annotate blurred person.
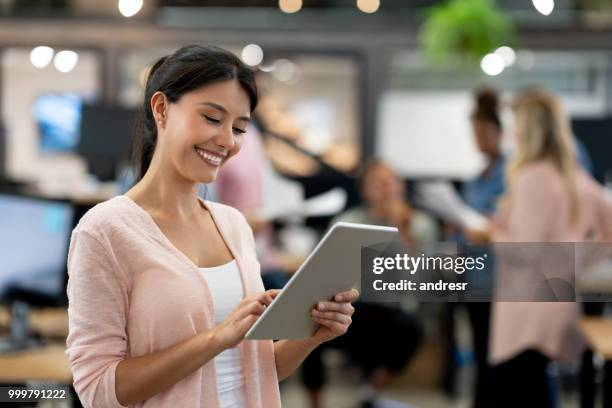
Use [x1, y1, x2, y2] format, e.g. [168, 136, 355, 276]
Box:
[337, 159, 439, 244]
[255, 72, 359, 176]
[254, 78, 320, 177]
[214, 120, 305, 289]
[462, 87, 506, 408]
[471, 87, 612, 408]
[213, 122, 264, 222]
[465, 87, 506, 215]
[66, 45, 359, 408]
[301, 159, 435, 408]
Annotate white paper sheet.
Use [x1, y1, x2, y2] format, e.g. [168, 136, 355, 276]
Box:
[413, 180, 488, 231]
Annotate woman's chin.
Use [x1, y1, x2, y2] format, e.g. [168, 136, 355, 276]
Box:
[194, 169, 218, 184]
[189, 156, 222, 184]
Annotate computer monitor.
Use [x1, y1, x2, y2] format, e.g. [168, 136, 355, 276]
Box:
[0, 193, 74, 352]
[0, 193, 74, 305]
[33, 92, 84, 154]
[78, 104, 137, 181]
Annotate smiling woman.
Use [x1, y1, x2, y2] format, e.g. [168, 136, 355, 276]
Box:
[148, 80, 250, 182]
[132, 45, 257, 184]
[65, 44, 359, 408]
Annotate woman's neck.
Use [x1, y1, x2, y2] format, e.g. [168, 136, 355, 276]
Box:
[486, 148, 501, 162]
[127, 163, 202, 219]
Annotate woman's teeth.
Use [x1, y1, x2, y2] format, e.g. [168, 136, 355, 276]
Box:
[195, 147, 223, 166]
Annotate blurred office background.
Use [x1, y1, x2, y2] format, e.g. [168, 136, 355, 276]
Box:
[0, 1, 611, 407]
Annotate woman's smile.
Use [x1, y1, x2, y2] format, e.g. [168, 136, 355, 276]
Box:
[194, 146, 226, 167]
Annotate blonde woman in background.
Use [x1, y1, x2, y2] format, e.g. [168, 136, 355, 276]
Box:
[472, 88, 612, 407]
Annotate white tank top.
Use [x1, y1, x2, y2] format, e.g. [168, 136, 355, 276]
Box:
[199, 260, 246, 407]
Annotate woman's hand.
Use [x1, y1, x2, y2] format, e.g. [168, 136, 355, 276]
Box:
[464, 220, 494, 243]
[385, 199, 412, 227]
[309, 289, 359, 345]
[212, 289, 280, 350]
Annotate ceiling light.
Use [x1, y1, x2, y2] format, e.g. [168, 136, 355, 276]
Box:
[30, 46, 54, 68]
[272, 59, 298, 82]
[357, 0, 380, 14]
[118, 0, 143, 18]
[516, 50, 535, 71]
[279, 0, 302, 14]
[54, 50, 79, 73]
[258, 64, 275, 73]
[495, 46, 516, 67]
[241, 44, 264, 67]
[480, 53, 504, 76]
[532, 0, 554, 16]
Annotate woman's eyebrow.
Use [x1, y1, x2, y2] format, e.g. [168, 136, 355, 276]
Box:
[199, 102, 251, 122]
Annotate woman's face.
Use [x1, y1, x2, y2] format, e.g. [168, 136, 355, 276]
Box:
[471, 117, 500, 158]
[154, 79, 251, 184]
[362, 164, 405, 206]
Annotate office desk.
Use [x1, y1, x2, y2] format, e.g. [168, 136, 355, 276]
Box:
[0, 343, 71, 383]
[0, 307, 68, 339]
[0, 308, 76, 404]
[0, 308, 70, 382]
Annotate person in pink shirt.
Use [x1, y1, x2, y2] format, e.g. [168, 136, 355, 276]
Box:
[469, 87, 612, 407]
[66, 44, 358, 408]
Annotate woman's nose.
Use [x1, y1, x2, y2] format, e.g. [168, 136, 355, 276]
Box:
[215, 125, 235, 150]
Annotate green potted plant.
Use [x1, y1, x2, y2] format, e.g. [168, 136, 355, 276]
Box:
[420, 0, 517, 67]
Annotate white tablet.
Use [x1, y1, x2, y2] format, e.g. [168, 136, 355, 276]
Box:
[246, 222, 398, 340]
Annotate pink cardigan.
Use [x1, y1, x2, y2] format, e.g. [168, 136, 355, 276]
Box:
[66, 195, 281, 407]
[490, 162, 612, 365]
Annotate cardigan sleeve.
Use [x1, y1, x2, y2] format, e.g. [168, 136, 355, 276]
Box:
[66, 228, 129, 408]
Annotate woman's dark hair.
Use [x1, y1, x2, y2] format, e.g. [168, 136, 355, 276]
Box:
[471, 87, 501, 130]
[132, 44, 258, 181]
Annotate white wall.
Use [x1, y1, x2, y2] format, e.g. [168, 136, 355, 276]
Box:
[376, 87, 608, 181]
[2, 47, 100, 182]
[377, 91, 487, 180]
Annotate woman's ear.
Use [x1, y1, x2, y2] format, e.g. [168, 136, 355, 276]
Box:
[151, 91, 168, 128]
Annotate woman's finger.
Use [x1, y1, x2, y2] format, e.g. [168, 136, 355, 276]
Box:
[253, 292, 274, 306]
[247, 300, 267, 315]
[315, 301, 354, 315]
[266, 289, 281, 298]
[235, 300, 266, 319]
[334, 289, 359, 302]
[312, 309, 351, 324]
[312, 316, 348, 335]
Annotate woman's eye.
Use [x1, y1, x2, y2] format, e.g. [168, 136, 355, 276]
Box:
[233, 128, 247, 135]
[203, 115, 221, 124]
